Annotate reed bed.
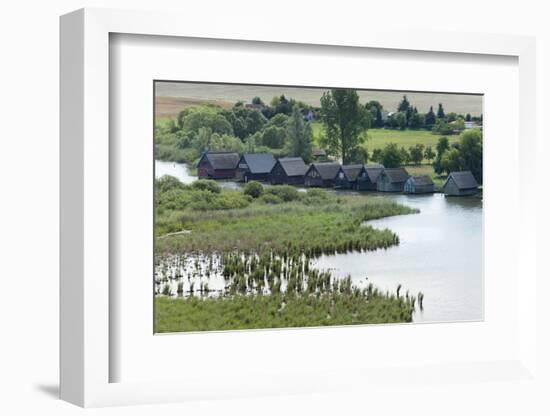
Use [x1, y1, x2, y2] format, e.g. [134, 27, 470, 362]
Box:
[154, 179, 422, 331]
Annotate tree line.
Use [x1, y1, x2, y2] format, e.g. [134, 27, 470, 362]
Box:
[156, 89, 481, 182]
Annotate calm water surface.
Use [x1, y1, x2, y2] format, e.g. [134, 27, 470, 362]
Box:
[155, 160, 483, 323]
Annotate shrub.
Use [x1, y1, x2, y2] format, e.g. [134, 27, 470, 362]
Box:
[243, 181, 264, 198]
[302, 188, 329, 205]
[264, 185, 300, 202]
[155, 175, 186, 193]
[259, 193, 283, 204]
[191, 180, 221, 194]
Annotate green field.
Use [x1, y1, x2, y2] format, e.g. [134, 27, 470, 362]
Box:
[311, 122, 459, 151]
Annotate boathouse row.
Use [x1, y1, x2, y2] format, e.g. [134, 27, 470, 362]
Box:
[196, 151, 479, 195]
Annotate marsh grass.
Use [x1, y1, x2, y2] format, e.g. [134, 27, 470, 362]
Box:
[155, 282, 416, 332]
[156, 193, 418, 256]
[154, 181, 422, 331]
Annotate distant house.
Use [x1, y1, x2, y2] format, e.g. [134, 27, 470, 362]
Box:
[311, 148, 328, 162]
[270, 157, 308, 185]
[404, 175, 435, 194]
[335, 164, 365, 189]
[197, 151, 240, 179]
[304, 162, 341, 188]
[236, 153, 276, 182]
[377, 167, 410, 192]
[442, 171, 479, 196]
[357, 164, 384, 191]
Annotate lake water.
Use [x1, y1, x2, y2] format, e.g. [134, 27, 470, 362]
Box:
[155, 160, 483, 323]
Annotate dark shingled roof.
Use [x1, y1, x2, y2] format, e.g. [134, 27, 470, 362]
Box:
[447, 171, 479, 189]
[240, 153, 276, 174]
[382, 167, 410, 183]
[202, 152, 240, 170]
[364, 164, 384, 182]
[407, 175, 434, 186]
[309, 162, 341, 180]
[340, 164, 364, 181]
[276, 157, 308, 177]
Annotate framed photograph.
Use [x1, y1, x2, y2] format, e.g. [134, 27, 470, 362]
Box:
[60, 8, 538, 408]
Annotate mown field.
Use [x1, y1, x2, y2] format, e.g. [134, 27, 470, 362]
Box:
[311, 122, 459, 152]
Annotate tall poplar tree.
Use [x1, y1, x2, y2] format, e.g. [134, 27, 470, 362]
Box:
[319, 89, 370, 164]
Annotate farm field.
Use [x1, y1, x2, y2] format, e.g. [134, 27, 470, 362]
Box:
[155, 83, 483, 117]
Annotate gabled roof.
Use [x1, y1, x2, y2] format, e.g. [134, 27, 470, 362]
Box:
[308, 162, 341, 180]
[340, 164, 364, 181]
[381, 167, 409, 183]
[407, 175, 434, 186]
[240, 153, 276, 174]
[200, 152, 240, 170]
[363, 164, 384, 182]
[275, 157, 308, 177]
[446, 171, 479, 189]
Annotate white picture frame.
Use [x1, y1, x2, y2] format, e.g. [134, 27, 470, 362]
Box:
[60, 7, 538, 408]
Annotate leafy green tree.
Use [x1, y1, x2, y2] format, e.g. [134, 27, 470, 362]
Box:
[182, 108, 234, 136]
[453, 118, 465, 131]
[437, 129, 483, 182]
[409, 144, 425, 165]
[221, 107, 267, 139]
[252, 96, 264, 105]
[424, 146, 435, 163]
[446, 112, 458, 122]
[381, 143, 403, 168]
[319, 89, 370, 164]
[286, 106, 313, 163]
[371, 148, 383, 163]
[408, 110, 425, 129]
[348, 146, 369, 164]
[465, 113, 472, 122]
[432, 118, 454, 135]
[399, 146, 410, 164]
[437, 103, 445, 119]
[243, 181, 264, 198]
[261, 125, 286, 148]
[365, 100, 383, 113]
[267, 113, 289, 128]
[441, 148, 462, 174]
[387, 111, 407, 129]
[272, 95, 293, 115]
[433, 137, 450, 174]
[458, 129, 483, 183]
[365, 101, 384, 128]
[425, 106, 436, 129]
[394, 112, 407, 130]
